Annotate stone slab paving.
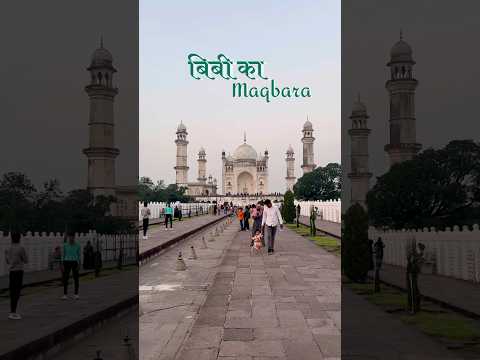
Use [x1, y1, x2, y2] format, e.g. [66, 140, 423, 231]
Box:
[177, 227, 341, 360]
[0, 268, 137, 357]
[139, 218, 237, 360]
[376, 264, 480, 316]
[342, 287, 462, 359]
[139, 214, 224, 254]
[298, 216, 341, 239]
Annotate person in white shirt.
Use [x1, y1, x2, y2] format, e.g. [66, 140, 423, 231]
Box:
[141, 202, 151, 239]
[261, 199, 283, 254]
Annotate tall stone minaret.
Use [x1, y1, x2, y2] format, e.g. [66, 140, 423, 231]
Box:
[83, 39, 119, 197]
[197, 147, 207, 183]
[174, 121, 189, 186]
[348, 95, 372, 208]
[385, 32, 421, 167]
[285, 145, 296, 191]
[301, 119, 316, 175]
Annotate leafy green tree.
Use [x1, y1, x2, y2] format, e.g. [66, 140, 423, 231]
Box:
[282, 190, 296, 223]
[294, 163, 341, 201]
[342, 203, 370, 282]
[138, 177, 191, 203]
[367, 140, 480, 229]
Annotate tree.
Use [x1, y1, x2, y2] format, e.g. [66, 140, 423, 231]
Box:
[294, 163, 341, 201]
[342, 203, 370, 282]
[0, 172, 37, 232]
[138, 177, 191, 203]
[367, 140, 480, 229]
[282, 190, 295, 223]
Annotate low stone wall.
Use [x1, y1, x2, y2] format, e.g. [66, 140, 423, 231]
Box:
[295, 199, 341, 223]
[369, 225, 480, 283]
[138, 202, 213, 221]
[0, 232, 137, 277]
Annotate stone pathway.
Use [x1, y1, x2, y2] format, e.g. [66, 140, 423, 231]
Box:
[140, 218, 237, 360]
[0, 268, 137, 358]
[140, 214, 224, 254]
[376, 264, 480, 317]
[177, 227, 341, 360]
[298, 216, 341, 239]
[342, 287, 462, 359]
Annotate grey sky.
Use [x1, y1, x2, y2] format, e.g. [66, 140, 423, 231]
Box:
[0, 0, 138, 191]
[140, 0, 341, 192]
[342, 0, 480, 204]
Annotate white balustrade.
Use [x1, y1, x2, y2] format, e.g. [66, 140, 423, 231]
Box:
[369, 225, 480, 283]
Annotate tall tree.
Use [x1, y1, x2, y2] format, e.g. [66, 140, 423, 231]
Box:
[367, 140, 480, 229]
[342, 203, 370, 282]
[0, 172, 37, 232]
[293, 163, 341, 201]
[282, 190, 296, 223]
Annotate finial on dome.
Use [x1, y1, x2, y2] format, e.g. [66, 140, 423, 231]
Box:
[244, 131, 246, 144]
[400, 28, 403, 40]
[357, 92, 361, 102]
[100, 35, 104, 48]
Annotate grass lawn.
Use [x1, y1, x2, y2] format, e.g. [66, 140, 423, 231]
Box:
[286, 223, 341, 256]
[344, 280, 480, 353]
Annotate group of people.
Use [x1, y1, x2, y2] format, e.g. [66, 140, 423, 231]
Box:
[236, 199, 283, 254]
[5, 231, 85, 320]
[141, 201, 177, 240]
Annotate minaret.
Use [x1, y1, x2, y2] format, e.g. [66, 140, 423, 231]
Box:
[285, 145, 296, 191]
[221, 150, 226, 194]
[385, 31, 421, 167]
[174, 121, 189, 186]
[301, 118, 316, 175]
[348, 95, 372, 208]
[197, 147, 207, 183]
[83, 38, 119, 197]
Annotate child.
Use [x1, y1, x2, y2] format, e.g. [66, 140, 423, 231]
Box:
[5, 232, 28, 320]
[251, 230, 264, 256]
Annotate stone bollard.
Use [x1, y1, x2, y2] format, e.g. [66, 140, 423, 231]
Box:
[189, 246, 198, 260]
[123, 335, 136, 360]
[215, 227, 219, 237]
[207, 231, 215, 242]
[176, 252, 187, 271]
[200, 235, 208, 249]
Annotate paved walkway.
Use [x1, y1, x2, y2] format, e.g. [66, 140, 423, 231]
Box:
[342, 287, 462, 359]
[298, 216, 341, 239]
[140, 218, 236, 360]
[177, 227, 341, 360]
[0, 268, 137, 358]
[140, 214, 224, 254]
[377, 264, 480, 317]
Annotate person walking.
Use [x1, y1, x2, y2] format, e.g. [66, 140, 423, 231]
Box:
[5, 232, 28, 320]
[62, 231, 81, 300]
[237, 207, 244, 231]
[83, 241, 95, 270]
[141, 201, 151, 239]
[262, 199, 283, 254]
[296, 204, 301, 228]
[309, 206, 317, 236]
[178, 204, 183, 221]
[244, 206, 251, 231]
[165, 203, 174, 230]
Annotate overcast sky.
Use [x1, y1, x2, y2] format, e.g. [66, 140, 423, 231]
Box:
[342, 0, 480, 204]
[140, 0, 341, 192]
[0, 0, 138, 191]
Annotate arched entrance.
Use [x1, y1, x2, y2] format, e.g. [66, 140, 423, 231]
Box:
[237, 171, 254, 194]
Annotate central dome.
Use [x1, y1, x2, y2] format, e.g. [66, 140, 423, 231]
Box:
[233, 143, 257, 161]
